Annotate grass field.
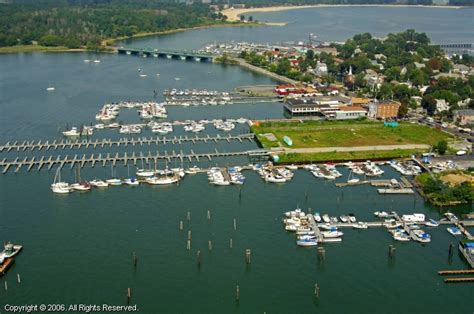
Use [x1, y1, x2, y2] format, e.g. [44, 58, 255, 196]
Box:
[0, 45, 85, 54]
[252, 120, 452, 149]
[278, 149, 424, 163]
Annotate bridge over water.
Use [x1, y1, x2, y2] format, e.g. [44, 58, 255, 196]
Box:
[435, 43, 473, 56]
[117, 47, 215, 62]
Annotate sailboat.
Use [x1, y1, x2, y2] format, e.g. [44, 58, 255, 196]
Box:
[70, 166, 91, 191]
[136, 159, 154, 177]
[347, 170, 360, 184]
[106, 165, 122, 185]
[51, 168, 71, 193]
[124, 165, 139, 186]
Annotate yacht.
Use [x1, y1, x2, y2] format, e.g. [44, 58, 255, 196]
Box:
[321, 230, 344, 238]
[412, 229, 431, 243]
[0, 242, 23, 264]
[106, 178, 122, 186]
[425, 219, 439, 227]
[297, 239, 318, 247]
[51, 168, 71, 194]
[392, 231, 411, 242]
[70, 182, 91, 191]
[136, 169, 155, 177]
[145, 175, 179, 185]
[62, 127, 80, 137]
[184, 166, 200, 175]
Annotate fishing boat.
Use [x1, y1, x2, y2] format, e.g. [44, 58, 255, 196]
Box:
[458, 241, 474, 268]
[447, 227, 462, 236]
[51, 168, 71, 194]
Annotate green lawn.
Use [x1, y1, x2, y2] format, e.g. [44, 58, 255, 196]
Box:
[0, 45, 83, 53]
[252, 120, 452, 148]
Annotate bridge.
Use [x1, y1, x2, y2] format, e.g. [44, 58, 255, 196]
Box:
[117, 47, 215, 62]
[435, 43, 473, 56]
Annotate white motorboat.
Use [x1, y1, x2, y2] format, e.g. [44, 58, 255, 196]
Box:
[374, 211, 389, 218]
[286, 164, 298, 170]
[136, 169, 155, 177]
[297, 239, 318, 247]
[353, 222, 368, 229]
[70, 182, 91, 191]
[413, 229, 431, 243]
[51, 168, 71, 194]
[322, 214, 330, 223]
[321, 230, 344, 238]
[447, 227, 462, 236]
[339, 216, 349, 223]
[425, 219, 439, 227]
[106, 178, 122, 186]
[393, 233, 411, 242]
[0, 242, 23, 264]
[314, 213, 322, 223]
[348, 215, 357, 223]
[184, 166, 200, 175]
[46, 87, 55, 91]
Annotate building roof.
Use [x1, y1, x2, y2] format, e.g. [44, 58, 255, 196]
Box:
[351, 97, 371, 105]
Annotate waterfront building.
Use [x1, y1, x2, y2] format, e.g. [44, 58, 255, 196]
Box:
[366, 100, 401, 119]
[283, 95, 352, 118]
[334, 106, 368, 120]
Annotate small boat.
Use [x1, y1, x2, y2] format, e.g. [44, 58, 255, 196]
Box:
[339, 215, 349, 223]
[286, 164, 298, 170]
[93, 59, 101, 63]
[70, 182, 91, 191]
[106, 178, 122, 186]
[285, 225, 297, 231]
[447, 227, 462, 236]
[146, 175, 179, 185]
[348, 214, 357, 223]
[62, 127, 80, 137]
[393, 233, 411, 242]
[425, 219, 439, 227]
[175, 77, 181, 81]
[459, 241, 474, 268]
[136, 169, 155, 177]
[374, 211, 389, 218]
[46, 87, 55, 91]
[413, 229, 431, 243]
[124, 178, 139, 186]
[319, 224, 336, 230]
[297, 235, 316, 241]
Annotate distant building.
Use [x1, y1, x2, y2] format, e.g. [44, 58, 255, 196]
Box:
[454, 109, 474, 126]
[314, 61, 328, 76]
[351, 97, 371, 106]
[366, 100, 401, 119]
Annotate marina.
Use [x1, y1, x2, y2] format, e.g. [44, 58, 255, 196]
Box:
[1, 7, 474, 312]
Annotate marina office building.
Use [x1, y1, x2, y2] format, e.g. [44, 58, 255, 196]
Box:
[283, 96, 368, 120]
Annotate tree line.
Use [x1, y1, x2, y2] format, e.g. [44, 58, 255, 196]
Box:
[0, 0, 225, 48]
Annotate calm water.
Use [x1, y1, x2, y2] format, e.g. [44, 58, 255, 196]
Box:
[123, 6, 474, 50]
[1, 7, 474, 313]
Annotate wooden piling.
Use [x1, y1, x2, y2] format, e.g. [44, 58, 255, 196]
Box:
[207, 210, 211, 220]
[179, 220, 183, 230]
[4, 281, 7, 291]
[317, 247, 326, 261]
[17, 274, 20, 284]
[234, 218, 237, 231]
[133, 252, 138, 267]
[187, 211, 191, 221]
[314, 283, 320, 298]
[188, 230, 192, 240]
[448, 242, 453, 260]
[197, 250, 201, 267]
[388, 245, 396, 259]
[127, 287, 131, 304]
[208, 240, 212, 251]
[236, 285, 240, 301]
[187, 240, 191, 250]
[245, 249, 251, 264]
[230, 238, 233, 248]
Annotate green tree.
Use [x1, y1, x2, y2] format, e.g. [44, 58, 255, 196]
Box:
[275, 58, 291, 76]
[435, 140, 448, 155]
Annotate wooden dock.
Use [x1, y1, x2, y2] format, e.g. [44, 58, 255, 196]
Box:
[0, 149, 270, 174]
[307, 214, 322, 241]
[444, 277, 474, 283]
[0, 134, 255, 153]
[438, 269, 474, 275]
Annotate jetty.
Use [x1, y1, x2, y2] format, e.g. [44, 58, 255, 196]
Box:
[0, 134, 255, 153]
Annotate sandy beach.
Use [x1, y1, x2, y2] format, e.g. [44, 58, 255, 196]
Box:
[222, 4, 462, 22]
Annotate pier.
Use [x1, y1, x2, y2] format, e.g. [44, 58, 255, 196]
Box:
[0, 133, 255, 153]
[0, 149, 271, 174]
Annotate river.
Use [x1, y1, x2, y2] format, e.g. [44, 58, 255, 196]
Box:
[0, 6, 473, 314]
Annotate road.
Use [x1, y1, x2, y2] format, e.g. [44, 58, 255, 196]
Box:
[271, 144, 430, 153]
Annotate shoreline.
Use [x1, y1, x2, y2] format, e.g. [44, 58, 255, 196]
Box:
[0, 22, 258, 54]
[222, 4, 463, 22]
